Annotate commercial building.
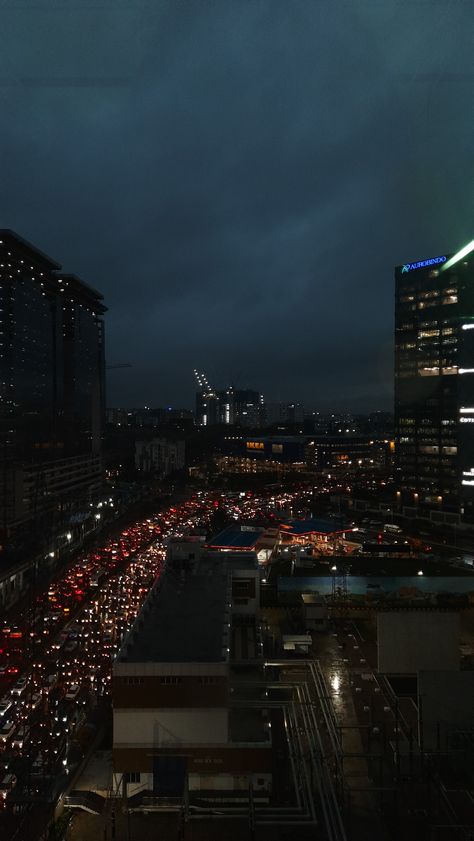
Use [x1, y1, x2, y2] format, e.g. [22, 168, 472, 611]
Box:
[135, 437, 185, 475]
[394, 240, 474, 520]
[306, 436, 392, 471]
[0, 230, 106, 555]
[280, 517, 354, 550]
[112, 550, 272, 802]
[217, 434, 390, 475]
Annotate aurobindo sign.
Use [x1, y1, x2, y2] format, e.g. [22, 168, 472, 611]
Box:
[401, 255, 446, 273]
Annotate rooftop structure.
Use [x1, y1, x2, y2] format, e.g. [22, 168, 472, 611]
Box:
[207, 526, 264, 550]
[119, 569, 230, 664]
[280, 518, 351, 537]
[113, 544, 271, 803]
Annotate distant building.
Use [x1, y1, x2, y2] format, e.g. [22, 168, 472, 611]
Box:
[106, 408, 130, 427]
[394, 240, 474, 519]
[135, 437, 185, 475]
[194, 372, 264, 427]
[265, 402, 305, 426]
[195, 388, 220, 426]
[107, 407, 194, 429]
[217, 433, 390, 473]
[0, 230, 106, 551]
[219, 388, 264, 427]
[306, 436, 391, 470]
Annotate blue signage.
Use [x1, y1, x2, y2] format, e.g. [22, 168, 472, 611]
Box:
[401, 255, 446, 273]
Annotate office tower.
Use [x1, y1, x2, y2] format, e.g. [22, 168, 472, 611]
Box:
[0, 230, 106, 552]
[218, 388, 264, 427]
[394, 241, 474, 518]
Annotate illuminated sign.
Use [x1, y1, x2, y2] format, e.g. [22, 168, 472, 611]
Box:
[401, 255, 446, 273]
[247, 441, 264, 450]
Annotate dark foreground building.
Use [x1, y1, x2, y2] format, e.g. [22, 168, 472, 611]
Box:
[394, 240, 474, 520]
[0, 230, 106, 560]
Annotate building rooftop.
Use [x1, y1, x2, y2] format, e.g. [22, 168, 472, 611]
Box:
[0, 229, 61, 269]
[207, 526, 264, 550]
[56, 272, 106, 310]
[280, 518, 350, 536]
[200, 551, 259, 571]
[119, 568, 230, 663]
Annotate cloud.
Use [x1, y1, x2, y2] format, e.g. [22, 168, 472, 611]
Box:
[1, 0, 472, 410]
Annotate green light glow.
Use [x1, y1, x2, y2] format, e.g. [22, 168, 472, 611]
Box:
[441, 239, 474, 271]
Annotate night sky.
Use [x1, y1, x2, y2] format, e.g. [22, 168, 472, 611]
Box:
[2, 1, 473, 411]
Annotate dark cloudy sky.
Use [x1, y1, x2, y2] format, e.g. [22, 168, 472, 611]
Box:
[1, 1, 473, 411]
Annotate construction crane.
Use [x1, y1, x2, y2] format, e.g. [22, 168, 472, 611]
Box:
[193, 369, 219, 426]
[193, 369, 204, 389]
[193, 369, 214, 396]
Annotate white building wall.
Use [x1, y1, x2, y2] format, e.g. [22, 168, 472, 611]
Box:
[114, 708, 228, 745]
[113, 771, 272, 796]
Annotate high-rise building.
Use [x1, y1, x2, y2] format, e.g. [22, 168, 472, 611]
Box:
[0, 230, 106, 552]
[394, 240, 474, 519]
[218, 388, 263, 427]
[194, 372, 264, 427]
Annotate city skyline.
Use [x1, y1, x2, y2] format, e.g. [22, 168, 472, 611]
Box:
[2, 3, 472, 410]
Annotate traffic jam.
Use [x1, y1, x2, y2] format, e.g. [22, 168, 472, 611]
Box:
[0, 488, 303, 813]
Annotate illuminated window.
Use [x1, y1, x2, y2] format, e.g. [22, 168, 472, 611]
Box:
[442, 296, 458, 305]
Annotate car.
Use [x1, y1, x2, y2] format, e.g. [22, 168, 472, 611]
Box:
[0, 773, 17, 800]
[0, 721, 16, 745]
[64, 641, 78, 653]
[42, 674, 58, 694]
[31, 753, 46, 776]
[0, 700, 12, 718]
[29, 693, 42, 711]
[0, 666, 8, 677]
[11, 726, 29, 751]
[65, 684, 80, 701]
[11, 677, 27, 697]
